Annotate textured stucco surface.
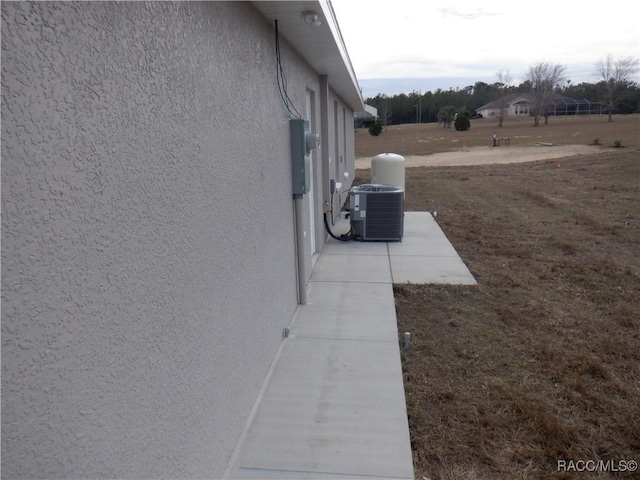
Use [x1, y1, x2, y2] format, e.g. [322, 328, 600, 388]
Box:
[1, 2, 330, 477]
[325, 89, 355, 220]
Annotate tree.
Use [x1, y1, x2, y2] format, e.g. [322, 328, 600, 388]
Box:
[594, 54, 640, 122]
[410, 90, 423, 123]
[364, 77, 639, 126]
[470, 81, 494, 114]
[437, 105, 456, 128]
[368, 122, 383, 136]
[378, 96, 393, 126]
[525, 62, 567, 126]
[368, 94, 393, 126]
[454, 111, 471, 131]
[495, 70, 513, 127]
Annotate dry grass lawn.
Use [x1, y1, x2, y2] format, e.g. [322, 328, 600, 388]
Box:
[355, 115, 640, 479]
[355, 114, 640, 158]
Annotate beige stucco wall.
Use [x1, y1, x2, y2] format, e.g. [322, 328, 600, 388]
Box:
[321, 89, 355, 225]
[1, 1, 345, 477]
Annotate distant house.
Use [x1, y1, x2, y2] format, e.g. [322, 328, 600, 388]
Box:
[354, 103, 378, 127]
[477, 93, 602, 118]
[1, 1, 363, 478]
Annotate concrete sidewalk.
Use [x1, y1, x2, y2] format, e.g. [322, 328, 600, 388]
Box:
[225, 212, 476, 479]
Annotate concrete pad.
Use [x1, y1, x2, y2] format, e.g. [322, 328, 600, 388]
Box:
[322, 238, 389, 256]
[227, 211, 475, 480]
[310, 254, 391, 283]
[388, 235, 460, 257]
[232, 337, 414, 479]
[230, 467, 409, 479]
[292, 282, 399, 341]
[390, 255, 477, 284]
[402, 211, 442, 237]
[306, 280, 395, 307]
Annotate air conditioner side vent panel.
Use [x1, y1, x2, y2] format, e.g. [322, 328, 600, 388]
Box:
[349, 184, 404, 241]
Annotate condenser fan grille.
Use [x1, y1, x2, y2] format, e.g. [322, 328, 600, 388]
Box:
[365, 193, 403, 239]
[349, 184, 404, 241]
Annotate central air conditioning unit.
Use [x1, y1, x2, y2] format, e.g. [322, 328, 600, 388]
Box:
[349, 184, 404, 241]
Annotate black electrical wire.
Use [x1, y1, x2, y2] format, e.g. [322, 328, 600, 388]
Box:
[329, 191, 334, 225]
[277, 42, 301, 119]
[274, 20, 302, 120]
[323, 212, 353, 241]
[323, 202, 353, 241]
[275, 20, 293, 118]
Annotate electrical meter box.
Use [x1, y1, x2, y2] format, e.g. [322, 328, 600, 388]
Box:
[290, 119, 320, 198]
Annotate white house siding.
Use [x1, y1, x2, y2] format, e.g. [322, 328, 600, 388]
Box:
[1, 1, 339, 478]
[478, 108, 500, 118]
[510, 102, 531, 116]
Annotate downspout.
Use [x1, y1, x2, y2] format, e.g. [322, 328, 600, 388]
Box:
[294, 196, 307, 305]
[319, 75, 331, 223]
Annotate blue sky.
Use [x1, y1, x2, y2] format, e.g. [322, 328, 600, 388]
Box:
[331, 0, 640, 99]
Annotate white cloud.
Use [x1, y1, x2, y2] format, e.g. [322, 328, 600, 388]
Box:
[437, 7, 501, 20]
[332, 0, 640, 94]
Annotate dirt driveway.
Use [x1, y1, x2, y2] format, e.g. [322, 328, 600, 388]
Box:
[355, 144, 602, 169]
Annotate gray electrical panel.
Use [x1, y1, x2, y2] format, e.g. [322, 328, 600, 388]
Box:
[290, 119, 320, 198]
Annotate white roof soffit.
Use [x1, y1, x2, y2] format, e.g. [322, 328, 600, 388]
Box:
[252, 0, 364, 112]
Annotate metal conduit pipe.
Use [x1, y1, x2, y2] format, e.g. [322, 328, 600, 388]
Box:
[293, 197, 307, 305]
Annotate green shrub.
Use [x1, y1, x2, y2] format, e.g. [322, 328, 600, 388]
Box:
[614, 140, 622, 148]
[592, 137, 601, 145]
[454, 112, 471, 132]
[368, 122, 383, 136]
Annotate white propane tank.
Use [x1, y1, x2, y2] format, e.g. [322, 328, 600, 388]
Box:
[371, 152, 405, 191]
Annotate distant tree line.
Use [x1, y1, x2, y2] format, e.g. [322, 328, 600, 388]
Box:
[365, 75, 640, 127]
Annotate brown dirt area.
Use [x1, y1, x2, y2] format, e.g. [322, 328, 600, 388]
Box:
[355, 114, 640, 166]
[356, 144, 602, 169]
[355, 115, 640, 479]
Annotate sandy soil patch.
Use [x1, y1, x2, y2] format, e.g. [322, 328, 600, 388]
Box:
[355, 144, 602, 169]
